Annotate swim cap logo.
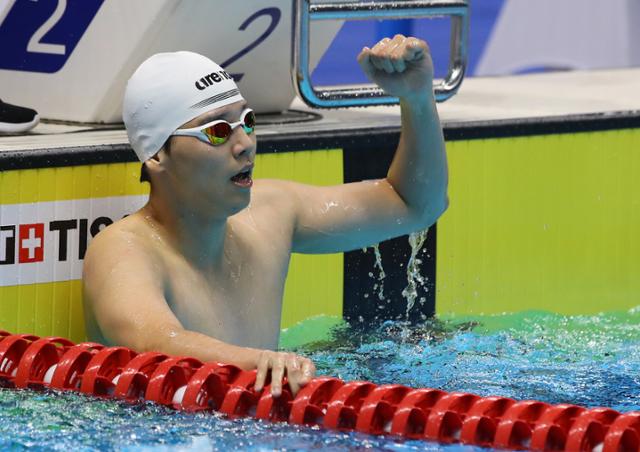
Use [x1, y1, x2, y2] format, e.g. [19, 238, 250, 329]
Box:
[195, 70, 233, 90]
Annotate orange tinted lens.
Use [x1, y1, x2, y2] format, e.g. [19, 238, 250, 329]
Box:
[204, 122, 232, 145]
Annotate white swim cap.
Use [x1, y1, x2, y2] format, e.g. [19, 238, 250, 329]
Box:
[123, 51, 244, 162]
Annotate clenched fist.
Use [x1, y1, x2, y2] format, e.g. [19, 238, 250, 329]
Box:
[358, 35, 434, 101]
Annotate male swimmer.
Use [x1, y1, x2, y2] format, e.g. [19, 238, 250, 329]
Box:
[82, 35, 448, 397]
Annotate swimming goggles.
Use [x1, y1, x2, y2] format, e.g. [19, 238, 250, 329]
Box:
[172, 108, 255, 146]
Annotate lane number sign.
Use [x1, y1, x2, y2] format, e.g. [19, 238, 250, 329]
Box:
[0, 0, 104, 73]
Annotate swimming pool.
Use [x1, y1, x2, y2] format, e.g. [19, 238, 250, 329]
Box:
[1, 309, 639, 450]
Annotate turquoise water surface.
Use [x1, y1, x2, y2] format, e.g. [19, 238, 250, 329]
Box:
[1, 310, 639, 451]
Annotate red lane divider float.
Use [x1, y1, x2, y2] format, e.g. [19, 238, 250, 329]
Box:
[0, 331, 638, 451]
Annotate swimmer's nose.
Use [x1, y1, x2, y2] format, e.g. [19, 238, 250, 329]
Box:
[231, 127, 255, 159]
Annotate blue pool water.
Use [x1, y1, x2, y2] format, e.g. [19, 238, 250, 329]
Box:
[1, 310, 639, 451]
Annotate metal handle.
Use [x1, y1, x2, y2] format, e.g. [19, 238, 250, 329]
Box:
[292, 0, 469, 108]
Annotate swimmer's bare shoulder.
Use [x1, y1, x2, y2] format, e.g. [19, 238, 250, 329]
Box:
[82, 212, 174, 350]
[250, 178, 298, 214]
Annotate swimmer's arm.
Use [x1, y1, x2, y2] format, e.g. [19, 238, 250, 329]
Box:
[285, 175, 443, 254]
[386, 90, 448, 231]
[287, 37, 447, 254]
[362, 35, 448, 227]
[82, 230, 259, 369]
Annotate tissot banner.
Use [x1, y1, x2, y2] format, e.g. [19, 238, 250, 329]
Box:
[0, 195, 147, 286]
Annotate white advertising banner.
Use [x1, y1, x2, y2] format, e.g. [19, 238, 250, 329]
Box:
[0, 195, 147, 287]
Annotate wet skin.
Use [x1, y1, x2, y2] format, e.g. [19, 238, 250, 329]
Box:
[83, 35, 448, 397]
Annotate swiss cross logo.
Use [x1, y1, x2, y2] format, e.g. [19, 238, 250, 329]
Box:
[0, 217, 115, 266]
[18, 223, 44, 263]
[0, 195, 148, 286]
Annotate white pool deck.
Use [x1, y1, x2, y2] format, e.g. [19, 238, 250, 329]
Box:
[1, 68, 639, 153]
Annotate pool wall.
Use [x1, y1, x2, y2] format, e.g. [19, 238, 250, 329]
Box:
[0, 115, 639, 342]
[438, 128, 640, 316]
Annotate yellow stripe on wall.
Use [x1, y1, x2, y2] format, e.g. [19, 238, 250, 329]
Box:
[0, 281, 85, 342]
[0, 163, 149, 204]
[436, 129, 640, 316]
[0, 150, 344, 338]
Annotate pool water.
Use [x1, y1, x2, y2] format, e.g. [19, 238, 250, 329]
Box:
[1, 309, 639, 451]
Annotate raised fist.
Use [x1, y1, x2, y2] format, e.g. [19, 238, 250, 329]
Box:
[357, 35, 434, 100]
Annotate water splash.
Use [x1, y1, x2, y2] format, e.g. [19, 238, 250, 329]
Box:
[401, 228, 429, 316]
[362, 245, 387, 303]
[300, 311, 640, 412]
[372, 244, 386, 301]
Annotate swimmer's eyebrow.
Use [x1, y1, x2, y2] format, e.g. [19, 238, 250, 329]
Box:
[193, 101, 248, 127]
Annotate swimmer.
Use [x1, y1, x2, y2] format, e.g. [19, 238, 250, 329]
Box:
[82, 35, 448, 397]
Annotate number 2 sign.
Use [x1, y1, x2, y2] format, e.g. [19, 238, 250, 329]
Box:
[0, 0, 104, 73]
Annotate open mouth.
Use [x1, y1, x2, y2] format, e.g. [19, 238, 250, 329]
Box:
[230, 169, 253, 188]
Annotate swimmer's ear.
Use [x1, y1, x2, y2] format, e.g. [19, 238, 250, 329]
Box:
[156, 137, 173, 163]
[144, 150, 165, 175]
[146, 136, 173, 176]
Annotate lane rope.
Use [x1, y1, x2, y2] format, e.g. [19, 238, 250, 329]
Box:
[1, 331, 638, 450]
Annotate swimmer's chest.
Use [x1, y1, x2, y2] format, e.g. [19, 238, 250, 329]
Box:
[162, 235, 290, 348]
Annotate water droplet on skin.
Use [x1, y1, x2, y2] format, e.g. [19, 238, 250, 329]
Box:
[321, 201, 339, 214]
